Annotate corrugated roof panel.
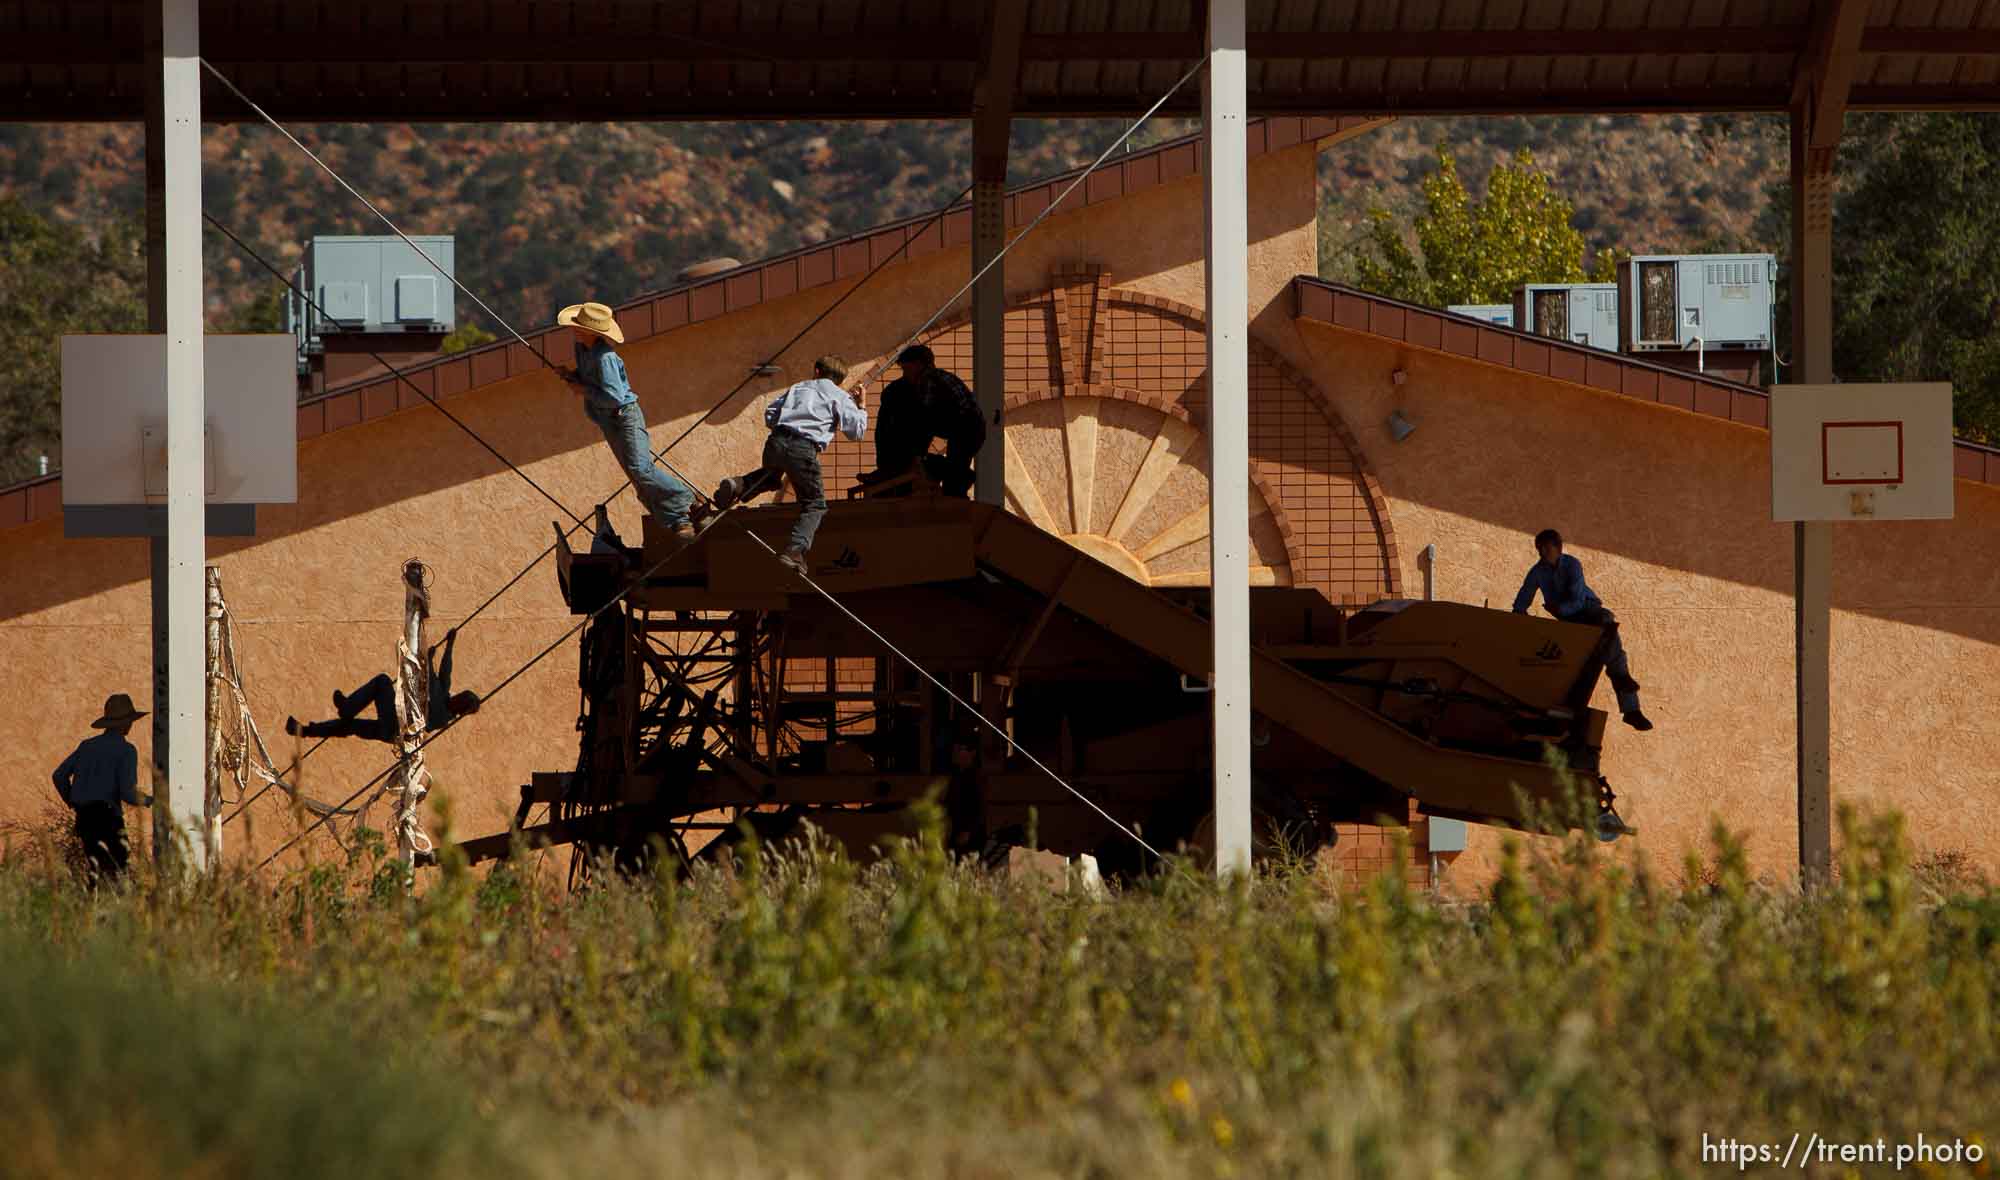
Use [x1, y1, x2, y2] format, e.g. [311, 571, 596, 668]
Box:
[1913, 52, 1965, 84]
[1520, 0, 1569, 31]
[1353, 0, 1403, 34]
[1477, 0, 1528, 28]
[1056, 58, 1104, 97]
[1881, 0, 1942, 29]
[1096, 58, 1144, 96]
[1398, 0, 1449, 33]
[1545, 56, 1592, 88]
[1438, 0, 1488, 31]
[1868, 52, 1924, 87]
[1505, 55, 1551, 91]
[1109, 0, 1168, 31]
[1066, 0, 1114, 34]
[1424, 56, 1469, 90]
[1464, 56, 1512, 89]
[1601, 0, 1652, 31]
[1269, 0, 1321, 34]
[1626, 53, 1674, 87]
[1383, 57, 1429, 92]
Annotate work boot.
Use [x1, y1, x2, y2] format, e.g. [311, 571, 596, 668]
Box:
[1622, 710, 1654, 732]
[713, 477, 745, 509]
[689, 500, 713, 527]
[668, 521, 698, 545]
[777, 547, 810, 578]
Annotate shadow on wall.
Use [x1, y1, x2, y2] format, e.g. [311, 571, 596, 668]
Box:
[1297, 323, 2000, 650]
[1, 357, 777, 622]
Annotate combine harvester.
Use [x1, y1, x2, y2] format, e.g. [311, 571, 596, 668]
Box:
[459, 481, 1635, 876]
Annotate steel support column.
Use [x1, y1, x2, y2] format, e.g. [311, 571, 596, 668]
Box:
[971, 170, 1007, 505]
[1789, 108, 1837, 885]
[159, 0, 209, 869]
[1204, 0, 1251, 877]
[969, 0, 1024, 506]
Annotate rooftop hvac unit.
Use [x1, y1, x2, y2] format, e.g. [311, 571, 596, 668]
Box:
[1446, 303, 1514, 328]
[299, 234, 457, 339]
[1512, 282, 1619, 353]
[1616, 253, 1775, 353]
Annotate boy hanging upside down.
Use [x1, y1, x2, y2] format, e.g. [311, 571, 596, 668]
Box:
[710, 354, 868, 576]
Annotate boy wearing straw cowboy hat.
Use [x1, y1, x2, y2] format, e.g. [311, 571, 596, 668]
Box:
[555, 300, 697, 541]
[52, 693, 154, 879]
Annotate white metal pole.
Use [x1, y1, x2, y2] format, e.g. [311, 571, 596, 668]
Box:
[160, 0, 209, 870]
[1204, 0, 1251, 879]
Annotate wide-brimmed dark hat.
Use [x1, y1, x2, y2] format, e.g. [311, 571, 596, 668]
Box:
[91, 693, 148, 729]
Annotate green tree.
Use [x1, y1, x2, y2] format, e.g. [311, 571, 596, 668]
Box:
[1350, 145, 1612, 307]
[222, 285, 288, 334]
[439, 323, 497, 354]
[1823, 115, 2000, 442]
[0, 199, 147, 485]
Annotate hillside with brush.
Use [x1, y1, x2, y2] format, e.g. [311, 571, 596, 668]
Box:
[0, 113, 1801, 485]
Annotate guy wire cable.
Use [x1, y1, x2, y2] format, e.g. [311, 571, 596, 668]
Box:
[447, 177, 979, 636]
[204, 213, 587, 528]
[209, 43, 982, 634]
[253, 62, 1208, 872]
[216, 174, 954, 821]
[735, 527, 1166, 862]
[200, 57, 710, 505]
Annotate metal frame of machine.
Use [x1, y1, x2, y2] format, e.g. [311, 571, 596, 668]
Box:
[460, 489, 1633, 874]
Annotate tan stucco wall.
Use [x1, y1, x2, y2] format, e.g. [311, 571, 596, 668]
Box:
[1289, 324, 2000, 884]
[0, 141, 1326, 860]
[14, 131, 1987, 885]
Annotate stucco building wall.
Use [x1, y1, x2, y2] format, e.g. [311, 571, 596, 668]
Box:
[5, 130, 1993, 887]
[1288, 324, 2000, 883]
[0, 140, 1333, 861]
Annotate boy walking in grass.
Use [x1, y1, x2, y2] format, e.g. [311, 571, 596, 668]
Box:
[556, 299, 698, 541]
[710, 355, 868, 577]
[52, 693, 154, 879]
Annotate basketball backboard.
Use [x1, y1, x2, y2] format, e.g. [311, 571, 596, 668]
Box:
[1769, 383, 1954, 521]
[61, 334, 297, 508]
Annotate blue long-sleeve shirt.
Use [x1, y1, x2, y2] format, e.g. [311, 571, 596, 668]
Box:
[765, 377, 868, 450]
[573, 338, 637, 409]
[52, 733, 140, 808]
[1512, 554, 1601, 620]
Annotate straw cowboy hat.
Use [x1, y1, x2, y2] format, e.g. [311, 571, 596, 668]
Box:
[90, 693, 148, 729]
[557, 300, 625, 345]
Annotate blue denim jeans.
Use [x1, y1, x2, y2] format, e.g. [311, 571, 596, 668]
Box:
[584, 397, 693, 527]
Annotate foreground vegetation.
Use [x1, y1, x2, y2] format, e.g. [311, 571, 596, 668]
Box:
[0, 808, 1994, 1179]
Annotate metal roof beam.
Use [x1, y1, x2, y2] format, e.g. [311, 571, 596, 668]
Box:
[1793, 0, 1871, 153]
[973, 0, 1028, 178]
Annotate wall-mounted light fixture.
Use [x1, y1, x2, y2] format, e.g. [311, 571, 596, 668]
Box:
[1387, 408, 1416, 443]
[1391, 368, 1407, 385]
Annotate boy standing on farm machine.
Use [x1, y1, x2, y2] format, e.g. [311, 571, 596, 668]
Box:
[707, 354, 869, 577]
[1512, 528, 1654, 732]
[555, 299, 699, 542]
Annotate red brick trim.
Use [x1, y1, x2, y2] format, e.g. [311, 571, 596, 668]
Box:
[1292, 276, 2000, 492]
[1096, 290, 1407, 598]
[999, 382, 1302, 582]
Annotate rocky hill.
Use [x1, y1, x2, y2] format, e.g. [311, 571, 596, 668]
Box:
[0, 113, 1788, 335]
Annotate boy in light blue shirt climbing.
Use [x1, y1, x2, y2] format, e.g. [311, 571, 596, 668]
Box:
[710, 355, 868, 576]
